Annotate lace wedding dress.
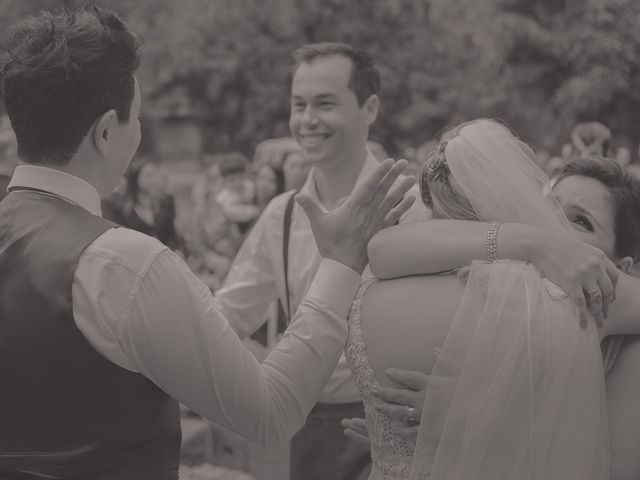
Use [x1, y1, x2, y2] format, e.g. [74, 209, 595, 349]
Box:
[346, 278, 415, 480]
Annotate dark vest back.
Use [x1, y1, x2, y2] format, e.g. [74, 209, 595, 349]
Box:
[0, 191, 180, 480]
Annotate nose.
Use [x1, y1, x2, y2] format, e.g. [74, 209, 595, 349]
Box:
[300, 105, 318, 129]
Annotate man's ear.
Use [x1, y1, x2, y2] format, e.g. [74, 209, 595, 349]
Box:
[617, 256, 634, 274]
[92, 109, 118, 156]
[363, 94, 379, 125]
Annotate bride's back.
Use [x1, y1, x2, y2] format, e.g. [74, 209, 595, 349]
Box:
[346, 273, 471, 480]
[360, 274, 466, 386]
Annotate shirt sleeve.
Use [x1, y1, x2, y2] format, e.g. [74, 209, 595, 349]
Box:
[117, 248, 361, 445]
[215, 202, 281, 337]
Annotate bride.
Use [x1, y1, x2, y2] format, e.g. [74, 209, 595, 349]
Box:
[345, 119, 609, 479]
[356, 155, 640, 479]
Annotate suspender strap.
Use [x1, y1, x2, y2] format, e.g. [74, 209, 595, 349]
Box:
[282, 191, 297, 325]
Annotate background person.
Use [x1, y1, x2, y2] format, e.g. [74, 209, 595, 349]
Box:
[217, 42, 427, 480]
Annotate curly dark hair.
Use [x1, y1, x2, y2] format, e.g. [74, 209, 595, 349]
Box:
[1, 4, 140, 165]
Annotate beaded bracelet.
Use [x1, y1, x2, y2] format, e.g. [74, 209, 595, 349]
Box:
[486, 221, 501, 263]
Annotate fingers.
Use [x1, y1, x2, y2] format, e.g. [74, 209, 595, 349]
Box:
[371, 398, 417, 420]
[384, 368, 429, 391]
[343, 428, 372, 447]
[583, 284, 604, 328]
[341, 417, 367, 429]
[378, 176, 415, 220]
[392, 425, 419, 438]
[605, 260, 619, 302]
[382, 192, 416, 228]
[349, 158, 395, 205]
[340, 418, 371, 447]
[370, 384, 416, 406]
[596, 267, 614, 322]
[569, 289, 589, 329]
[369, 160, 410, 208]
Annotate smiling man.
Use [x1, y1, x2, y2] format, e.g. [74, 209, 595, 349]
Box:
[217, 43, 428, 480]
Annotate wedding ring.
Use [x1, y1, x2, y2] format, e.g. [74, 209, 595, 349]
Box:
[407, 406, 418, 422]
[586, 289, 602, 299]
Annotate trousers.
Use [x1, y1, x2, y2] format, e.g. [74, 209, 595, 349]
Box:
[290, 401, 371, 480]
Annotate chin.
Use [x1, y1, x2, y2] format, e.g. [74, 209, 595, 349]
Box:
[299, 150, 326, 166]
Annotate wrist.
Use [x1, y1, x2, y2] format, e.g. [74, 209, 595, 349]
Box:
[334, 255, 367, 275]
[497, 223, 538, 263]
[324, 247, 367, 275]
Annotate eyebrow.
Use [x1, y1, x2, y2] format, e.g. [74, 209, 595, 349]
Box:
[291, 93, 338, 101]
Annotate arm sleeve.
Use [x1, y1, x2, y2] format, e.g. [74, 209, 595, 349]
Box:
[116, 249, 360, 445]
[215, 202, 281, 338]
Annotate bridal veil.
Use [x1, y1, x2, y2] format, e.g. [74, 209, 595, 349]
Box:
[410, 120, 608, 480]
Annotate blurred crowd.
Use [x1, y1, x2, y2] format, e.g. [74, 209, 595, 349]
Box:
[1, 116, 638, 295]
[533, 122, 640, 189]
[99, 137, 312, 293]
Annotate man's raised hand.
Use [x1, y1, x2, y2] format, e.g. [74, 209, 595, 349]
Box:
[296, 159, 415, 274]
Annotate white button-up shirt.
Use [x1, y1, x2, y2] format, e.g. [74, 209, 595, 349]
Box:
[216, 153, 430, 404]
[6, 165, 362, 445]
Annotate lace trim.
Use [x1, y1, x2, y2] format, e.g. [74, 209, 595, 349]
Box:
[346, 278, 415, 479]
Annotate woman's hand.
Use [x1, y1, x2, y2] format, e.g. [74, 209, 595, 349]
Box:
[340, 417, 371, 447]
[525, 228, 618, 328]
[370, 368, 429, 438]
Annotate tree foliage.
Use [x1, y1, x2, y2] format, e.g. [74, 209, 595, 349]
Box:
[1, 0, 639, 156]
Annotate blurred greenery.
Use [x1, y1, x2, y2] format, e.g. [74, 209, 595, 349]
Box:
[1, 0, 639, 157]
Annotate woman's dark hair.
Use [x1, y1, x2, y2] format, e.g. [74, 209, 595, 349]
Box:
[124, 157, 154, 205]
[556, 156, 640, 262]
[1, 5, 140, 165]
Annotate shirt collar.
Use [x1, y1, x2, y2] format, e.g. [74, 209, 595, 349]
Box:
[8, 165, 102, 217]
[301, 150, 379, 208]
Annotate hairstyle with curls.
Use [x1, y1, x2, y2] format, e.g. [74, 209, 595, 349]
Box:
[555, 156, 640, 263]
[1, 4, 140, 165]
[419, 120, 480, 221]
[292, 42, 380, 106]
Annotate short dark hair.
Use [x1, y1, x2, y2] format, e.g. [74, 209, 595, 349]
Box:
[292, 42, 380, 106]
[556, 156, 640, 262]
[1, 5, 140, 165]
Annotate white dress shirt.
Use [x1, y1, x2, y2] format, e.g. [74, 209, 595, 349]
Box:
[216, 152, 430, 404]
[8, 164, 362, 446]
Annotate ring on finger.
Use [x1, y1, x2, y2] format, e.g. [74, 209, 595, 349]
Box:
[586, 288, 602, 299]
[407, 406, 418, 422]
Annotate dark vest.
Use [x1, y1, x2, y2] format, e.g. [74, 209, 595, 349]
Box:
[0, 190, 181, 480]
